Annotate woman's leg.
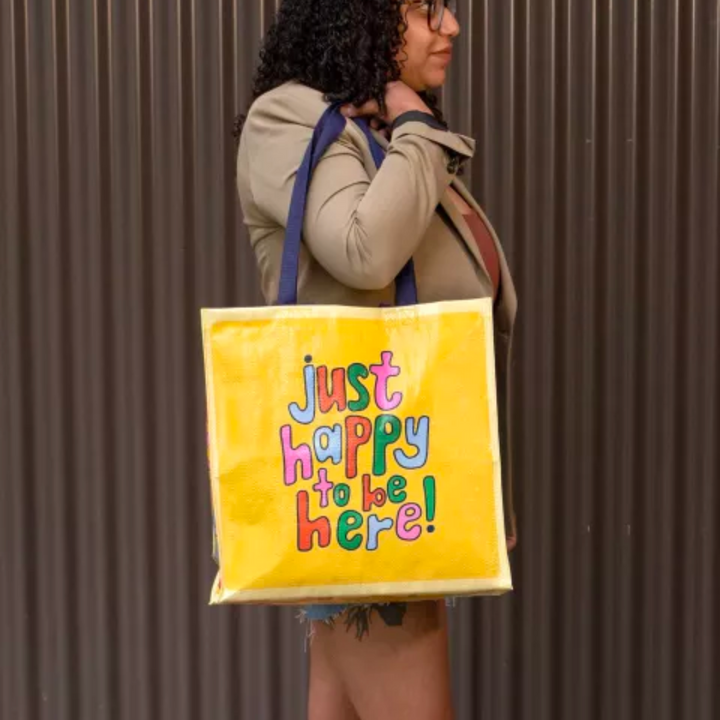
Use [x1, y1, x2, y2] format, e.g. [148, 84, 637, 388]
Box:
[308, 601, 453, 720]
[308, 627, 361, 720]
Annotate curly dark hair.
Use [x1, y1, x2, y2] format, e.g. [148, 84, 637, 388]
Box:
[233, 0, 445, 145]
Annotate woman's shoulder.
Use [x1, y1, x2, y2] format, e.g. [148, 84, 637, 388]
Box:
[244, 82, 329, 136]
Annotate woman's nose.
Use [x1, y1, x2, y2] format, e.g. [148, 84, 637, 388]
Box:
[440, 6, 461, 38]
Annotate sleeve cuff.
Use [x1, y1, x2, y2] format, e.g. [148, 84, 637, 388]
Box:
[391, 110, 447, 134]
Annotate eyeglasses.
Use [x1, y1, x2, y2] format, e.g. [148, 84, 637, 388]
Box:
[407, 0, 458, 32]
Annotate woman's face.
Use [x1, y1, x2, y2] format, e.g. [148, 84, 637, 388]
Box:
[398, 1, 460, 91]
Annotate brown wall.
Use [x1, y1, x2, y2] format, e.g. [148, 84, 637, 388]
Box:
[1, 1, 718, 719]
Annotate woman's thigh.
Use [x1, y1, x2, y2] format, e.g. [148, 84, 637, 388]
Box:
[308, 600, 454, 720]
[308, 630, 360, 720]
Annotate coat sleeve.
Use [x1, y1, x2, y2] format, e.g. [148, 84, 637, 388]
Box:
[243, 93, 475, 291]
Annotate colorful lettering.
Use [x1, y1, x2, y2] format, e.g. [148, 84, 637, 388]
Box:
[423, 476, 436, 522]
[282, 352, 440, 553]
[362, 474, 387, 512]
[333, 483, 351, 508]
[373, 414, 402, 476]
[280, 425, 313, 486]
[345, 415, 372, 479]
[317, 366, 347, 413]
[387, 475, 408, 504]
[367, 515, 394, 551]
[313, 468, 334, 508]
[369, 351, 402, 411]
[288, 364, 316, 424]
[297, 491, 331, 551]
[347, 363, 371, 411]
[397, 503, 423, 541]
[338, 511, 364, 551]
[394, 416, 430, 469]
[313, 424, 342, 464]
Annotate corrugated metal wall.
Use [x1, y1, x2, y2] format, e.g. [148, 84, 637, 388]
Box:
[1, 1, 718, 718]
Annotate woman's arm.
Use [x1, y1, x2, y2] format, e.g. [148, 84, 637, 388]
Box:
[244, 86, 474, 290]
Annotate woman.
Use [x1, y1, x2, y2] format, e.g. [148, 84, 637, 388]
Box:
[235, 1, 517, 718]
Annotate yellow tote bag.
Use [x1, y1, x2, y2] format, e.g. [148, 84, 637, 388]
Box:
[201, 107, 511, 605]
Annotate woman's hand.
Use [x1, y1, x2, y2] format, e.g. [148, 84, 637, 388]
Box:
[340, 81, 433, 126]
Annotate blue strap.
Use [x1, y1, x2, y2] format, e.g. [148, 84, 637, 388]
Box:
[277, 106, 418, 306]
[353, 117, 387, 168]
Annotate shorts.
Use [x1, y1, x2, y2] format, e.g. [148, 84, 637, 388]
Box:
[301, 599, 454, 638]
[301, 602, 409, 638]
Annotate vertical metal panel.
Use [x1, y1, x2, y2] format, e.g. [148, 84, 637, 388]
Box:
[1, 1, 718, 719]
